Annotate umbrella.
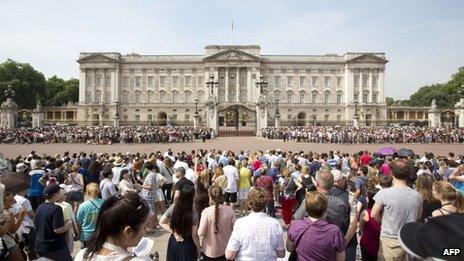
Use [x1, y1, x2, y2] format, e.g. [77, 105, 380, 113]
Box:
[397, 148, 415, 158]
[0, 172, 31, 193]
[378, 146, 396, 156]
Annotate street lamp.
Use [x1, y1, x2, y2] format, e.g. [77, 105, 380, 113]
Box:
[255, 75, 268, 95]
[206, 74, 219, 95]
[4, 84, 15, 99]
[194, 97, 199, 114]
[275, 96, 280, 117]
[354, 100, 359, 117]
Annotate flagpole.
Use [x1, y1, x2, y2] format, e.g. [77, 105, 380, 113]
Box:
[231, 19, 234, 45]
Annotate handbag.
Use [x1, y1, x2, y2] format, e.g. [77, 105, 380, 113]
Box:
[288, 220, 313, 261]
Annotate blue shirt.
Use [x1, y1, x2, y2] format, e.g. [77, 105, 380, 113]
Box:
[27, 169, 45, 197]
[76, 198, 104, 241]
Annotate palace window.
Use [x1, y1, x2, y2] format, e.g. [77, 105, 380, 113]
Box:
[135, 115, 140, 121]
[228, 91, 234, 102]
[122, 76, 129, 87]
[312, 76, 318, 87]
[240, 92, 247, 102]
[372, 76, 378, 87]
[86, 75, 92, 87]
[372, 92, 378, 103]
[159, 91, 166, 103]
[286, 91, 293, 103]
[323, 91, 330, 103]
[354, 75, 359, 87]
[336, 93, 342, 104]
[311, 91, 318, 103]
[299, 76, 305, 87]
[197, 91, 204, 103]
[363, 75, 368, 87]
[135, 92, 141, 104]
[363, 92, 369, 103]
[287, 76, 293, 87]
[135, 76, 141, 88]
[184, 91, 191, 103]
[299, 92, 305, 104]
[96, 74, 102, 87]
[324, 76, 331, 87]
[105, 92, 111, 103]
[85, 91, 91, 103]
[160, 76, 166, 87]
[324, 115, 330, 121]
[354, 91, 359, 102]
[95, 90, 101, 103]
[197, 76, 204, 88]
[172, 91, 179, 102]
[172, 76, 179, 87]
[337, 76, 342, 87]
[274, 76, 281, 88]
[106, 75, 111, 86]
[337, 115, 342, 122]
[122, 91, 129, 104]
[185, 76, 191, 87]
[147, 91, 154, 104]
[147, 76, 154, 88]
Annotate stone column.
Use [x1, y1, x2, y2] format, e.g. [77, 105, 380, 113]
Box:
[92, 69, 97, 104]
[255, 95, 268, 136]
[114, 65, 120, 103]
[236, 67, 240, 102]
[206, 95, 218, 133]
[79, 69, 86, 104]
[428, 99, 441, 127]
[225, 67, 229, 103]
[275, 114, 281, 128]
[368, 69, 373, 103]
[0, 98, 18, 129]
[103, 68, 107, 103]
[455, 98, 464, 127]
[247, 68, 252, 103]
[359, 70, 363, 104]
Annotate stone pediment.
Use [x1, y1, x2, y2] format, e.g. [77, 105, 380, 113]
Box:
[347, 54, 388, 64]
[203, 49, 261, 62]
[77, 54, 119, 64]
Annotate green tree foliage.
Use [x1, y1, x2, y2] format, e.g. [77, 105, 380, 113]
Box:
[408, 67, 464, 108]
[0, 59, 47, 109]
[386, 97, 395, 106]
[0, 59, 79, 109]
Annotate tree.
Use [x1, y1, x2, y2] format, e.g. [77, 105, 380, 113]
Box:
[0, 59, 47, 109]
[408, 66, 464, 108]
[45, 76, 79, 106]
[386, 97, 395, 106]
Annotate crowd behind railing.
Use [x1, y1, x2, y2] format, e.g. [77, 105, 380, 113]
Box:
[0, 147, 463, 260]
[262, 126, 464, 144]
[0, 126, 216, 144]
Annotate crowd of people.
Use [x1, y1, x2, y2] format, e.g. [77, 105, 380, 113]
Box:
[262, 126, 464, 144]
[0, 126, 216, 144]
[0, 147, 463, 260]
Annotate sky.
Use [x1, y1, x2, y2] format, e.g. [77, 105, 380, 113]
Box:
[0, 0, 463, 99]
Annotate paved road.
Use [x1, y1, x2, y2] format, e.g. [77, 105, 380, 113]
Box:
[2, 137, 464, 159]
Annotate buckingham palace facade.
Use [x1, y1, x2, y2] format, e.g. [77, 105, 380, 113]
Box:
[76, 45, 388, 129]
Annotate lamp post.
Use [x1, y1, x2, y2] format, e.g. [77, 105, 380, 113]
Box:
[206, 74, 219, 95]
[113, 100, 120, 127]
[353, 100, 360, 127]
[194, 97, 199, 127]
[275, 96, 281, 128]
[4, 84, 15, 99]
[255, 75, 268, 95]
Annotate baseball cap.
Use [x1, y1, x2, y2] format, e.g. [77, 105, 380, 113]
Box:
[43, 184, 62, 199]
[398, 213, 464, 261]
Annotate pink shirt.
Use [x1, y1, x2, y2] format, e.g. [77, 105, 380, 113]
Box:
[380, 163, 391, 175]
[198, 205, 236, 258]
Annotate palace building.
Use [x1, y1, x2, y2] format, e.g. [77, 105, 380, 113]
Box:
[76, 45, 388, 132]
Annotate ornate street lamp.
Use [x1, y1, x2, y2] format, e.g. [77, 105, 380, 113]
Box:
[194, 97, 199, 114]
[255, 75, 268, 95]
[275, 96, 280, 117]
[354, 100, 359, 117]
[4, 84, 15, 99]
[206, 74, 219, 95]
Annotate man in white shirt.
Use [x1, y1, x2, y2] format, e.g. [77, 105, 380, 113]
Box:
[226, 187, 285, 261]
[223, 159, 239, 206]
[111, 157, 125, 185]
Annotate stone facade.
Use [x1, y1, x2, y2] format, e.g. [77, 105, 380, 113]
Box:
[76, 45, 388, 127]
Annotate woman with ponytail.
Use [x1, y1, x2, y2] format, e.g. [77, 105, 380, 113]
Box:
[75, 191, 151, 260]
[432, 181, 464, 217]
[159, 185, 200, 261]
[198, 185, 236, 261]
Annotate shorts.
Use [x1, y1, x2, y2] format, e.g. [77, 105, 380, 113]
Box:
[224, 192, 237, 204]
[238, 189, 250, 201]
[67, 191, 84, 202]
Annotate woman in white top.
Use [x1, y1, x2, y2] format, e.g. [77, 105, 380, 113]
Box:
[75, 191, 152, 261]
[118, 169, 137, 194]
[65, 164, 84, 213]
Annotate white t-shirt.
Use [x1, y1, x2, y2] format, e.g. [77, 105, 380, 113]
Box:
[173, 160, 189, 171]
[226, 212, 284, 261]
[185, 168, 196, 183]
[223, 165, 239, 193]
[12, 195, 34, 235]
